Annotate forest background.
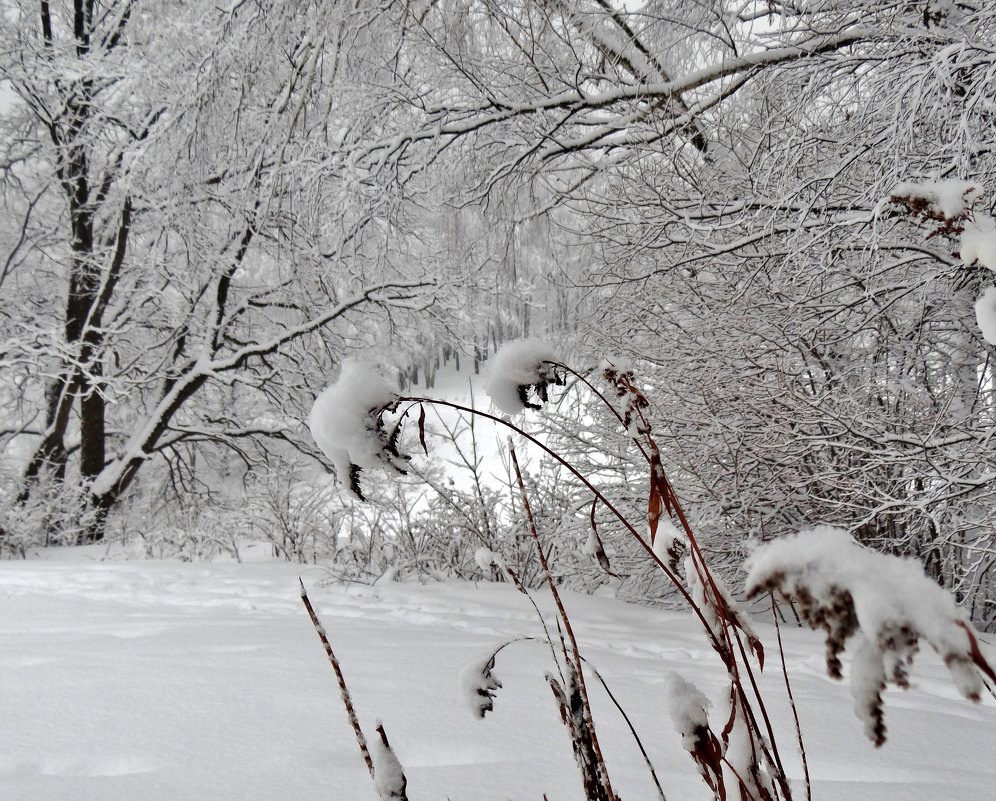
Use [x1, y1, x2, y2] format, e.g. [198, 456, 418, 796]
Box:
[2, 0, 995, 630]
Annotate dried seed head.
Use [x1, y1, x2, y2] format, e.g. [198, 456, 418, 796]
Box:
[460, 654, 503, 719]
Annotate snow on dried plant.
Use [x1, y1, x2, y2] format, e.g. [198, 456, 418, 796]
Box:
[664, 671, 725, 797]
[745, 526, 996, 746]
[307, 342, 993, 801]
[484, 339, 563, 415]
[371, 723, 409, 801]
[460, 655, 503, 719]
[308, 359, 407, 500]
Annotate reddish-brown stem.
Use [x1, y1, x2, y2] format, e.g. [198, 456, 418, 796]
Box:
[400, 376, 796, 801]
[397, 395, 724, 651]
[510, 443, 619, 801]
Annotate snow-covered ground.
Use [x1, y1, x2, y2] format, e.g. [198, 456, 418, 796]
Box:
[2, 546, 993, 801]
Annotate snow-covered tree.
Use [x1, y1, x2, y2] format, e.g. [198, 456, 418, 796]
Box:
[0, 1, 433, 542]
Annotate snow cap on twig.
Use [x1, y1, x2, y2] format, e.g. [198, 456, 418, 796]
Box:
[485, 339, 561, 415]
[664, 671, 725, 796]
[308, 359, 406, 500]
[371, 722, 408, 800]
[663, 671, 711, 752]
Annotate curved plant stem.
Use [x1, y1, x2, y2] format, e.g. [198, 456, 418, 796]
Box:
[774, 597, 812, 801]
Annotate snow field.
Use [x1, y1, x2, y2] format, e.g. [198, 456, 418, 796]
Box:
[1, 550, 994, 801]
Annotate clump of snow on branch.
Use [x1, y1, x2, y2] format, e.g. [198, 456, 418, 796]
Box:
[474, 546, 498, 574]
[460, 653, 503, 719]
[663, 671, 712, 752]
[890, 179, 982, 222]
[975, 286, 996, 346]
[960, 216, 996, 273]
[370, 724, 408, 800]
[745, 526, 996, 746]
[664, 671, 724, 795]
[652, 517, 687, 572]
[485, 339, 561, 415]
[308, 359, 406, 500]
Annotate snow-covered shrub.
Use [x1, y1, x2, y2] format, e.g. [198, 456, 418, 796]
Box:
[243, 465, 342, 563]
[0, 473, 99, 556]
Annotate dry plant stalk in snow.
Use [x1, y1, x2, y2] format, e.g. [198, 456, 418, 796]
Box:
[299, 580, 409, 801]
[304, 340, 996, 801]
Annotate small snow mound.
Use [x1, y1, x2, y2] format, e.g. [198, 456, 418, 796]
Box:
[485, 339, 560, 415]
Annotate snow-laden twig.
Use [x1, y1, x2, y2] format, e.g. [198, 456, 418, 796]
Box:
[300, 580, 409, 800]
[298, 579, 374, 776]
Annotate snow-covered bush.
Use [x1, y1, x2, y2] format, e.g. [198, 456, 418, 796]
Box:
[0, 473, 100, 557]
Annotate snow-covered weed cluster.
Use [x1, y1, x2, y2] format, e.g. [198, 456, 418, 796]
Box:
[306, 340, 996, 801]
[745, 526, 996, 746]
